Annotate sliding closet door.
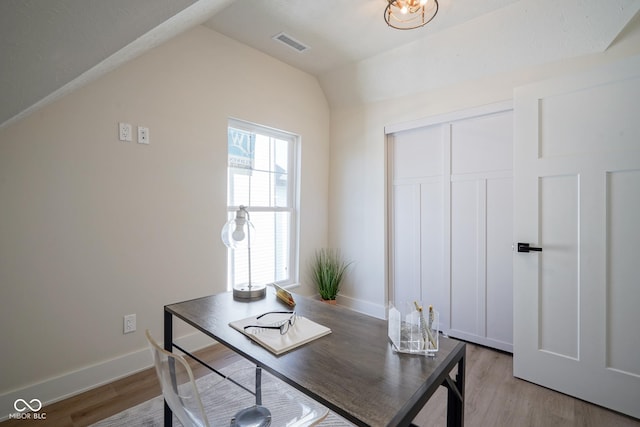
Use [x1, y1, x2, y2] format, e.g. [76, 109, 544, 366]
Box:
[449, 112, 513, 352]
[388, 105, 513, 351]
[389, 124, 450, 329]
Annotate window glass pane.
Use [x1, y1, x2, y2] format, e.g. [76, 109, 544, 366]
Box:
[274, 138, 288, 175]
[228, 211, 290, 287]
[228, 168, 250, 206]
[274, 171, 288, 207]
[253, 134, 271, 172]
[248, 170, 272, 206]
[274, 138, 289, 207]
[228, 128, 291, 208]
[228, 128, 255, 170]
[252, 211, 290, 284]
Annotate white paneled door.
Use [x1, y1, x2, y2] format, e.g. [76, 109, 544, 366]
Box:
[513, 55, 640, 418]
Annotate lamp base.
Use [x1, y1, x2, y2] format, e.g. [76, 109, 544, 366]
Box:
[233, 283, 267, 300]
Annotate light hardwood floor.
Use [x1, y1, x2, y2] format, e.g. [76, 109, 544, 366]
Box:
[2, 343, 638, 427]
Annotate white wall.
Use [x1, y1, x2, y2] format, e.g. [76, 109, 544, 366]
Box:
[0, 25, 329, 409]
[328, 15, 640, 318]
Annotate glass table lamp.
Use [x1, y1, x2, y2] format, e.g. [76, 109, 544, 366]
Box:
[221, 205, 266, 299]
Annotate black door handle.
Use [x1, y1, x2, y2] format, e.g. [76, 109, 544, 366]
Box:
[518, 242, 542, 253]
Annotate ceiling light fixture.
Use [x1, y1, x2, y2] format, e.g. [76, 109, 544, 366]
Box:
[384, 0, 439, 30]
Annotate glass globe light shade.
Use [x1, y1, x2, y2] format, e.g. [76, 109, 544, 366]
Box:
[221, 206, 254, 249]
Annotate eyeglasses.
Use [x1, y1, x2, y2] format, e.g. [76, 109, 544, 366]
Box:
[243, 311, 297, 335]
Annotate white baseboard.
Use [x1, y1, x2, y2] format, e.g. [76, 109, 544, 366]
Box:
[336, 294, 387, 319]
[446, 329, 513, 353]
[0, 332, 215, 422]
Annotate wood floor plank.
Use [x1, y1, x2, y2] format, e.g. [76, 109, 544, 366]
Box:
[412, 343, 639, 427]
[2, 342, 638, 427]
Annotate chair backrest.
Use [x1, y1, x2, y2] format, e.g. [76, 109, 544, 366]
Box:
[146, 330, 210, 427]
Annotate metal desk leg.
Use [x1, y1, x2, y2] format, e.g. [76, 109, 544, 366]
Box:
[164, 309, 173, 427]
[256, 367, 263, 406]
[446, 351, 465, 427]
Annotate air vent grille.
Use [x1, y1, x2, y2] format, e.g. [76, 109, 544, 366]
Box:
[272, 32, 310, 53]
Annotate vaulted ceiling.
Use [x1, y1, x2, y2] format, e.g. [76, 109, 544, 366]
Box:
[1, 0, 639, 128]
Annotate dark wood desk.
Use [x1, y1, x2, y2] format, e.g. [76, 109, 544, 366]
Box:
[164, 291, 465, 427]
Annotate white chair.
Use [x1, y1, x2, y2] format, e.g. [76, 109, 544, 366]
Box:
[146, 330, 328, 427]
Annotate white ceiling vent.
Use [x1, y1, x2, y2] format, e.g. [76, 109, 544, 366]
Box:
[272, 32, 310, 53]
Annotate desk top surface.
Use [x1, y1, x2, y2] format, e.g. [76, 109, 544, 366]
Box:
[166, 291, 465, 427]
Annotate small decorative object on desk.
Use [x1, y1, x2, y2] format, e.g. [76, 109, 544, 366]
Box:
[388, 301, 439, 356]
[272, 283, 296, 307]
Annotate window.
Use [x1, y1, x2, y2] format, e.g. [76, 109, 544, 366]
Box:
[226, 119, 298, 290]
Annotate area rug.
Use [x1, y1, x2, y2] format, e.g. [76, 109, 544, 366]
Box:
[90, 359, 354, 426]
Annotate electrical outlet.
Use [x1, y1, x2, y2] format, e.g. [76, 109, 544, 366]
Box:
[123, 314, 136, 334]
[119, 122, 132, 142]
[137, 126, 149, 144]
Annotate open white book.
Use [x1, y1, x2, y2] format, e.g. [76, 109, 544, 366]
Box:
[229, 312, 331, 355]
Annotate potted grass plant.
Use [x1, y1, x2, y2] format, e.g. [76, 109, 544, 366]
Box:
[311, 248, 351, 304]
